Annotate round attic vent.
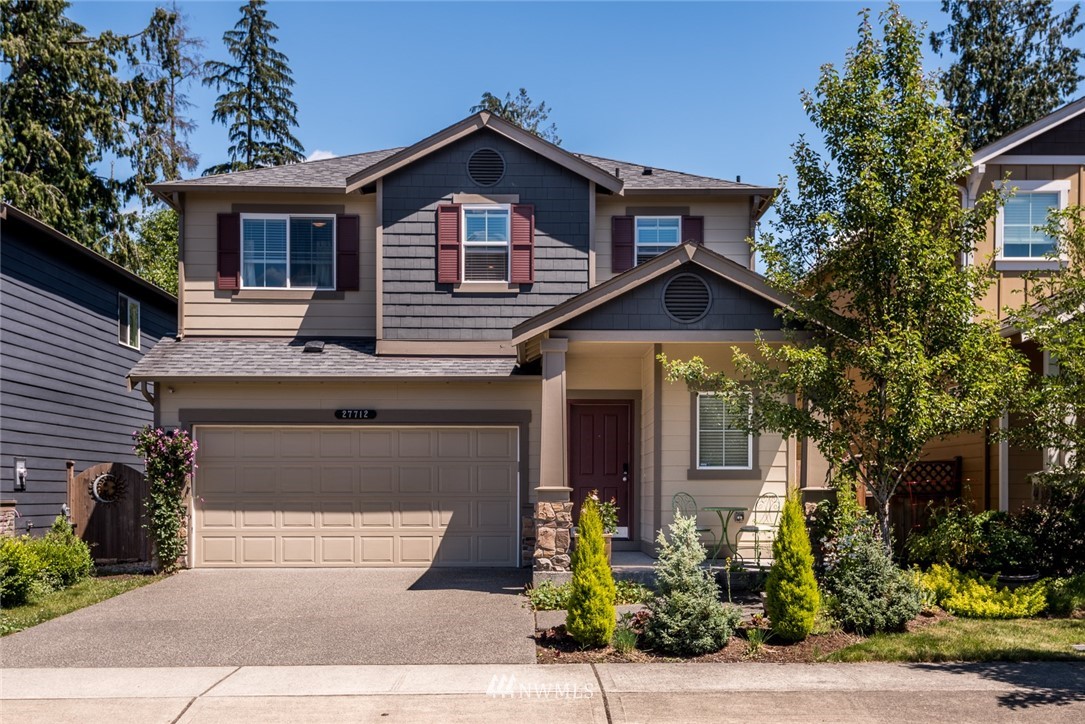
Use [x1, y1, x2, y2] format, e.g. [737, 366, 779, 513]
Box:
[663, 273, 712, 324]
[467, 148, 505, 186]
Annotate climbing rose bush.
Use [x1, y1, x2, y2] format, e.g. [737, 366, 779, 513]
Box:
[134, 427, 197, 572]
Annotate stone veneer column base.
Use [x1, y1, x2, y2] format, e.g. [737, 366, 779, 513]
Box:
[532, 501, 574, 584]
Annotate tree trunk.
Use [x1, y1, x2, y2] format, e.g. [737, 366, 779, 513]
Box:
[874, 494, 893, 556]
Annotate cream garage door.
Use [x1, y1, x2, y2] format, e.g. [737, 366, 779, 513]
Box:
[193, 426, 519, 567]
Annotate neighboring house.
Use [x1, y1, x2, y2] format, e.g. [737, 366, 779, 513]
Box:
[924, 96, 1085, 513]
[0, 204, 177, 533]
[131, 111, 798, 570]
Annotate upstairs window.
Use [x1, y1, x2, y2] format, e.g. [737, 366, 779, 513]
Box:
[635, 216, 681, 265]
[241, 214, 335, 288]
[463, 206, 510, 281]
[118, 294, 140, 350]
[696, 392, 753, 470]
[996, 180, 1069, 261]
[1002, 193, 1059, 259]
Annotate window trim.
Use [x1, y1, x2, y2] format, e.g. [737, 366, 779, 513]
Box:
[634, 215, 682, 266]
[460, 203, 511, 283]
[693, 390, 755, 473]
[995, 180, 1070, 261]
[239, 212, 337, 290]
[118, 294, 140, 350]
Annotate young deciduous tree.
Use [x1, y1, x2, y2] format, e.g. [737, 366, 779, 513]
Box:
[931, 0, 1083, 150]
[662, 5, 1028, 552]
[1010, 206, 1085, 498]
[203, 0, 304, 175]
[470, 88, 561, 144]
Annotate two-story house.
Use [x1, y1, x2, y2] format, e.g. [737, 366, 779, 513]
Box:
[1, 203, 176, 534]
[924, 96, 1085, 514]
[131, 111, 794, 570]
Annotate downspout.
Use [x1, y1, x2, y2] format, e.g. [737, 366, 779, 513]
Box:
[174, 192, 185, 339]
[998, 408, 1010, 512]
[983, 418, 992, 510]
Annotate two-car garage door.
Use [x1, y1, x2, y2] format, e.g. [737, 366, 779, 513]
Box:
[192, 426, 519, 567]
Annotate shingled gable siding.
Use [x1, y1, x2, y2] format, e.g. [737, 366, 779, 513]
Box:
[0, 221, 175, 533]
[1008, 115, 1085, 155]
[381, 130, 590, 341]
[558, 264, 784, 332]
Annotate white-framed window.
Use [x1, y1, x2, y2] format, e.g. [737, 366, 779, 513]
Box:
[463, 205, 510, 282]
[696, 391, 753, 470]
[996, 180, 1070, 260]
[118, 294, 140, 350]
[240, 214, 335, 288]
[635, 216, 681, 265]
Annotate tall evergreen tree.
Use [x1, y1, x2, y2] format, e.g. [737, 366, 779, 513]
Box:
[931, 0, 1083, 150]
[471, 88, 561, 144]
[203, 0, 304, 175]
[1, 0, 131, 250]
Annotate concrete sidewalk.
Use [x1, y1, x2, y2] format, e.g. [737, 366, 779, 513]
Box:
[2, 662, 1083, 723]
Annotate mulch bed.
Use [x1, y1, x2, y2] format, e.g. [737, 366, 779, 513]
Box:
[535, 608, 952, 664]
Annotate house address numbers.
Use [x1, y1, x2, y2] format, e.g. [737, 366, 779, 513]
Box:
[334, 409, 378, 420]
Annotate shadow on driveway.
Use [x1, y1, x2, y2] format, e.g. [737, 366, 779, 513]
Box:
[909, 662, 1085, 710]
[0, 568, 535, 667]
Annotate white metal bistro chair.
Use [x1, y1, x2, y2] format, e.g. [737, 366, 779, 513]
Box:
[738, 492, 782, 567]
[671, 492, 717, 556]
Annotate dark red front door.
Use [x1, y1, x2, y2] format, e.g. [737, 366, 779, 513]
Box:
[569, 401, 633, 536]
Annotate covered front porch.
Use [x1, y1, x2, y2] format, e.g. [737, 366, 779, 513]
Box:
[513, 243, 798, 579]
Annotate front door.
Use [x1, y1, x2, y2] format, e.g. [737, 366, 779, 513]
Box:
[569, 401, 633, 538]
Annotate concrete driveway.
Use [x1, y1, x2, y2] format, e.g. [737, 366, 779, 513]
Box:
[0, 568, 535, 667]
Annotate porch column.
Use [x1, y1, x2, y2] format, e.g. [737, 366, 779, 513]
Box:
[998, 408, 1010, 512]
[533, 337, 573, 581]
[537, 337, 570, 500]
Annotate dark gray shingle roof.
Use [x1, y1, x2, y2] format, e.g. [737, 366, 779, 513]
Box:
[572, 153, 772, 192]
[152, 145, 772, 194]
[128, 337, 527, 381]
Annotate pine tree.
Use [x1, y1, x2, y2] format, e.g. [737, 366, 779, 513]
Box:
[764, 492, 820, 642]
[203, 0, 304, 175]
[1, 0, 131, 249]
[931, 0, 1083, 150]
[565, 498, 616, 647]
[471, 88, 561, 145]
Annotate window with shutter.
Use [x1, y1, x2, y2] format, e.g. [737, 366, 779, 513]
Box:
[436, 204, 462, 283]
[236, 214, 335, 289]
[611, 215, 634, 273]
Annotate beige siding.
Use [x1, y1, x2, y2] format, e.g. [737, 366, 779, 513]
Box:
[594, 195, 752, 285]
[161, 380, 541, 492]
[181, 192, 377, 336]
[657, 343, 791, 555]
[974, 163, 1085, 320]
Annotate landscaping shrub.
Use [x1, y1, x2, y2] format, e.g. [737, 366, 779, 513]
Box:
[643, 514, 742, 656]
[29, 517, 93, 589]
[0, 537, 46, 607]
[919, 565, 1048, 619]
[1012, 490, 1085, 577]
[906, 503, 992, 570]
[134, 426, 197, 572]
[822, 520, 921, 634]
[764, 491, 820, 641]
[526, 579, 650, 611]
[565, 497, 616, 647]
[1045, 574, 1085, 617]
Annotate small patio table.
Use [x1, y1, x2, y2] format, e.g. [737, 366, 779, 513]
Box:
[702, 506, 746, 562]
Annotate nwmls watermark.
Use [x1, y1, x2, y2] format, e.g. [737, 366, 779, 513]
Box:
[486, 673, 595, 700]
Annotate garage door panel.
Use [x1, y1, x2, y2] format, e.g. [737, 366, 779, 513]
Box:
[398, 466, 433, 494]
[195, 426, 518, 568]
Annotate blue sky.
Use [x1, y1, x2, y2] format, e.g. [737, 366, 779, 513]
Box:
[67, 1, 1079, 188]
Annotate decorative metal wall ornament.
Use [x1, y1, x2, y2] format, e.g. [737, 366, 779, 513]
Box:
[89, 473, 126, 503]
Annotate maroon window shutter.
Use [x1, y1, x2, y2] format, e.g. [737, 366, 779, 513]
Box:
[216, 212, 241, 290]
[510, 204, 535, 284]
[612, 215, 634, 272]
[336, 214, 360, 291]
[436, 204, 462, 284]
[682, 215, 705, 245]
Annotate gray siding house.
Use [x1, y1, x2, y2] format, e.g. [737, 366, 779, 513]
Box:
[0, 204, 176, 532]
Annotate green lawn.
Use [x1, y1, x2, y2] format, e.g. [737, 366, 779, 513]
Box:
[0, 574, 159, 636]
[830, 618, 1085, 662]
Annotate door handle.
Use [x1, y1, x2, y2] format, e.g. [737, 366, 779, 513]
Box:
[622, 464, 629, 483]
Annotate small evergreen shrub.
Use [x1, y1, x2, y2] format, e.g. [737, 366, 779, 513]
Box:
[525, 579, 650, 611]
[822, 521, 921, 634]
[1046, 574, 1085, 617]
[919, 564, 1048, 619]
[0, 537, 46, 607]
[764, 492, 820, 641]
[565, 497, 616, 647]
[643, 514, 742, 656]
[29, 517, 93, 589]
